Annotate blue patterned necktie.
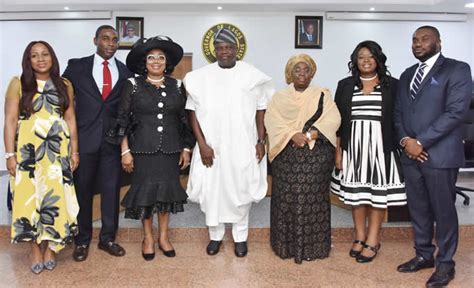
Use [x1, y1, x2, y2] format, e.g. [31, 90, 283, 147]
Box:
[410, 62, 427, 101]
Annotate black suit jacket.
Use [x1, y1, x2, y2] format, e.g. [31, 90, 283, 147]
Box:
[335, 76, 399, 154]
[299, 33, 316, 43]
[394, 55, 472, 168]
[63, 55, 133, 154]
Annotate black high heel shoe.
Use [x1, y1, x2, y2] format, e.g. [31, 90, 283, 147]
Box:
[158, 245, 176, 258]
[356, 243, 381, 263]
[142, 240, 155, 261]
[349, 240, 366, 258]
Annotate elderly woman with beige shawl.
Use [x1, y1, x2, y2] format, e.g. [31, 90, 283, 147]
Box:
[265, 54, 341, 264]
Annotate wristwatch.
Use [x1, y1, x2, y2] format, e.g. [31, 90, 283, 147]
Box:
[5, 152, 15, 159]
[257, 138, 266, 145]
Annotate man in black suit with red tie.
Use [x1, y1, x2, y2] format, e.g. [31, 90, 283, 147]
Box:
[63, 25, 133, 261]
[394, 26, 472, 287]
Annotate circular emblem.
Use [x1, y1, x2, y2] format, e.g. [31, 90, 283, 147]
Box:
[202, 23, 247, 63]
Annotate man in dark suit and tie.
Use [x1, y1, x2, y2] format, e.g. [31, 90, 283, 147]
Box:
[299, 23, 316, 44]
[394, 25, 472, 287]
[63, 25, 133, 261]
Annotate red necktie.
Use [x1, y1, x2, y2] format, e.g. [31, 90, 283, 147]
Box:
[102, 60, 112, 100]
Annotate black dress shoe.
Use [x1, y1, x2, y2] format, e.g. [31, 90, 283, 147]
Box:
[426, 266, 455, 287]
[349, 239, 365, 258]
[73, 245, 89, 262]
[356, 243, 380, 263]
[234, 241, 248, 258]
[206, 240, 222, 256]
[397, 256, 435, 273]
[142, 240, 155, 261]
[159, 246, 176, 258]
[98, 242, 126, 257]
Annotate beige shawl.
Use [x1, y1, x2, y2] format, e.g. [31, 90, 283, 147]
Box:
[265, 84, 341, 162]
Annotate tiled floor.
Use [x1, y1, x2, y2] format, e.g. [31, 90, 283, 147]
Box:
[1, 172, 473, 287]
[1, 238, 473, 287]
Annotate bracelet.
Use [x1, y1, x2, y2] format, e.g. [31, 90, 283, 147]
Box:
[72, 152, 79, 156]
[306, 131, 312, 141]
[5, 152, 15, 160]
[257, 138, 266, 145]
[183, 148, 191, 153]
[121, 149, 131, 156]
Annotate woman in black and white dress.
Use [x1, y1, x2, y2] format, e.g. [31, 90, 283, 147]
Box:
[331, 40, 406, 263]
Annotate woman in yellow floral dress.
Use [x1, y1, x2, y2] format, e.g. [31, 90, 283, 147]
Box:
[3, 41, 79, 274]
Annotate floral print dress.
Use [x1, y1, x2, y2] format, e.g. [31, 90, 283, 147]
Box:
[9, 78, 79, 252]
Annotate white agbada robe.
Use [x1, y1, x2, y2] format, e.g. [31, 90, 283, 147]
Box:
[184, 61, 274, 226]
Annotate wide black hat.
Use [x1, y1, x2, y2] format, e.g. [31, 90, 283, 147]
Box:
[126, 35, 184, 74]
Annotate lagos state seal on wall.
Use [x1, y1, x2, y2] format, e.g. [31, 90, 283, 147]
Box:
[202, 23, 247, 63]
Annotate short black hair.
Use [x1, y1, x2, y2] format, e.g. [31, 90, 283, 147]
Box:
[416, 25, 441, 39]
[95, 25, 116, 39]
[348, 40, 391, 89]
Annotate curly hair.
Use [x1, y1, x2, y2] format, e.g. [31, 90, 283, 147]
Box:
[348, 40, 391, 89]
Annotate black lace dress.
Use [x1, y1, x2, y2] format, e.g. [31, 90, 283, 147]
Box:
[106, 76, 195, 219]
[270, 94, 334, 264]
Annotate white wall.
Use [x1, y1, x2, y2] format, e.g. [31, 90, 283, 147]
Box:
[1, 11, 473, 169]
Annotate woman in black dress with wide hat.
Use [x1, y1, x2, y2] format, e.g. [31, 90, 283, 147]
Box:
[107, 36, 194, 260]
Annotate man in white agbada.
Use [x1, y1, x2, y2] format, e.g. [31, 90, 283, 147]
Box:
[183, 28, 274, 257]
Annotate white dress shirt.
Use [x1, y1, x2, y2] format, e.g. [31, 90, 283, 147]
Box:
[92, 53, 119, 95]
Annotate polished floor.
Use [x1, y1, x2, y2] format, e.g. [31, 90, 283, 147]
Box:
[1, 172, 473, 287]
[1, 237, 474, 287]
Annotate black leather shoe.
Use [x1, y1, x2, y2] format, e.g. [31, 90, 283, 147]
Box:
[397, 256, 435, 273]
[349, 240, 366, 258]
[234, 241, 248, 258]
[206, 240, 222, 256]
[356, 243, 380, 263]
[142, 240, 155, 261]
[73, 245, 89, 262]
[98, 242, 126, 257]
[426, 266, 455, 287]
[159, 246, 176, 258]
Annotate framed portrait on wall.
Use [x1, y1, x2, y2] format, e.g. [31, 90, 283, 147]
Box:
[295, 16, 323, 49]
[116, 17, 144, 49]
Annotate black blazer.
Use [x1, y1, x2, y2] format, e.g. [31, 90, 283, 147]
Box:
[63, 55, 133, 154]
[299, 33, 316, 43]
[106, 76, 195, 153]
[334, 76, 399, 154]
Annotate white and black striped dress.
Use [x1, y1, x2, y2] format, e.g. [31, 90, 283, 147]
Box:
[331, 86, 406, 208]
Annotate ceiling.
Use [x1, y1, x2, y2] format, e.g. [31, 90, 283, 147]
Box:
[0, 0, 473, 13]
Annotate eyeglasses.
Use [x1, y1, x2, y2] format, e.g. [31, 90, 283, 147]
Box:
[292, 67, 311, 75]
[146, 54, 166, 64]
